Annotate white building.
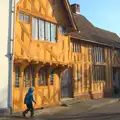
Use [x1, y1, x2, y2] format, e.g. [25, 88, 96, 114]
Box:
[0, 0, 15, 115]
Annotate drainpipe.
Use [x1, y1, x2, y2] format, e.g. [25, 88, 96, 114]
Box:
[7, 0, 16, 115]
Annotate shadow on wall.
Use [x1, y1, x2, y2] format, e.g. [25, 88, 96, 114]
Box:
[0, 86, 8, 108]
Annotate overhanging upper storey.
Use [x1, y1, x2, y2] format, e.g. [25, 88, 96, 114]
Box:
[14, 0, 78, 62]
[15, 0, 78, 33]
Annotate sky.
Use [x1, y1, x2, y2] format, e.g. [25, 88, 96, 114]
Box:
[69, 0, 120, 36]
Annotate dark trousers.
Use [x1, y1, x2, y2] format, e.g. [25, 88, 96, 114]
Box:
[23, 103, 34, 116]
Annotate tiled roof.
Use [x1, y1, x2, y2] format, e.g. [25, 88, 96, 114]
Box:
[70, 13, 120, 48]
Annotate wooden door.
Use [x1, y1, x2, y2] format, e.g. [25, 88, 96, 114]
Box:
[61, 68, 73, 98]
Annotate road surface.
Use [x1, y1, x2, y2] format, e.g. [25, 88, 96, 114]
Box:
[40, 101, 120, 120]
[1, 101, 120, 120]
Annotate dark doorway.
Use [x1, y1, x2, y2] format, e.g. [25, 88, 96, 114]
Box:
[61, 68, 73, 98]
[113, 67, 120, 90]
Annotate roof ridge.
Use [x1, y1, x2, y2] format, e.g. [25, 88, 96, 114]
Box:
[73, 13, 95, 27]
[95, 27, 116, 34]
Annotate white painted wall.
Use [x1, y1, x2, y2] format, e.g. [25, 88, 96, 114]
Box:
[0, 1, 9, 108]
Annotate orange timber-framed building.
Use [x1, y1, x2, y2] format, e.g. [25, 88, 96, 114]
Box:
[13, 0, 120, 112]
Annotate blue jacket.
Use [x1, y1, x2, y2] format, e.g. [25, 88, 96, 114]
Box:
[24, 88, 36, 105]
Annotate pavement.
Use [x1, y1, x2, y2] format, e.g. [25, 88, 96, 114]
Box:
[0, 94, 120, 120]
[39, 101, 120, 120]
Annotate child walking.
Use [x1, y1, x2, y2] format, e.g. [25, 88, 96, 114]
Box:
[22, 87, 36, 117]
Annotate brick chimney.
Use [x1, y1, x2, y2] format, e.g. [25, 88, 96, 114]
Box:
[71, 4, 80, 14]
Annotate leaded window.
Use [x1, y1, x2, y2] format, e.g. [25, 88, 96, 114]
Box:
[72, 42, 81, 52]
[24, 67, 31, 87]
[45, 21, 51, 41]
[50, 71, 54, 85]
[92, 46, 105, 62]
[51, 23, 56, 42]
[93, 65, 106, 81]
[32, 17, 57, 42]
[32, 18, 38, 40]
[31, 67, 35, 87]
[15, 67, 20, 88]
[39, 19, 44, 40]
[19, 13, 23, 21]
[19, 12, 30, 23]
[38, 68, 48, 86]
[24, 14, 30, 23]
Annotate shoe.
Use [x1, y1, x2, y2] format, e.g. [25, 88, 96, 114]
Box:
[22, 112, 26, 117]
[31, 115, 34, 118]
[31, 112, 34, 117]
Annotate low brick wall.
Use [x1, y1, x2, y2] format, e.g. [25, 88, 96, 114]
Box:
[92, 92, 104, 99]
[103, 90, 113, 98]
[74, 90, 112, 100]
[74, 93, 91, 100]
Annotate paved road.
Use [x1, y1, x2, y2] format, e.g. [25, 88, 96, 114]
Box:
[2, 101, 120, 120]
[39, 101, 120, 120]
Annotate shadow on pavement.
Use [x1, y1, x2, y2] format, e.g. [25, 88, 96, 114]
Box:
[34, 112, 120, 120]
[8, 112, 120, 120]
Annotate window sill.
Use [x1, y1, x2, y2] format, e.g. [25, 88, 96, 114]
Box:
[31, 39, 57, 44]
[19, 20, 29, 24]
